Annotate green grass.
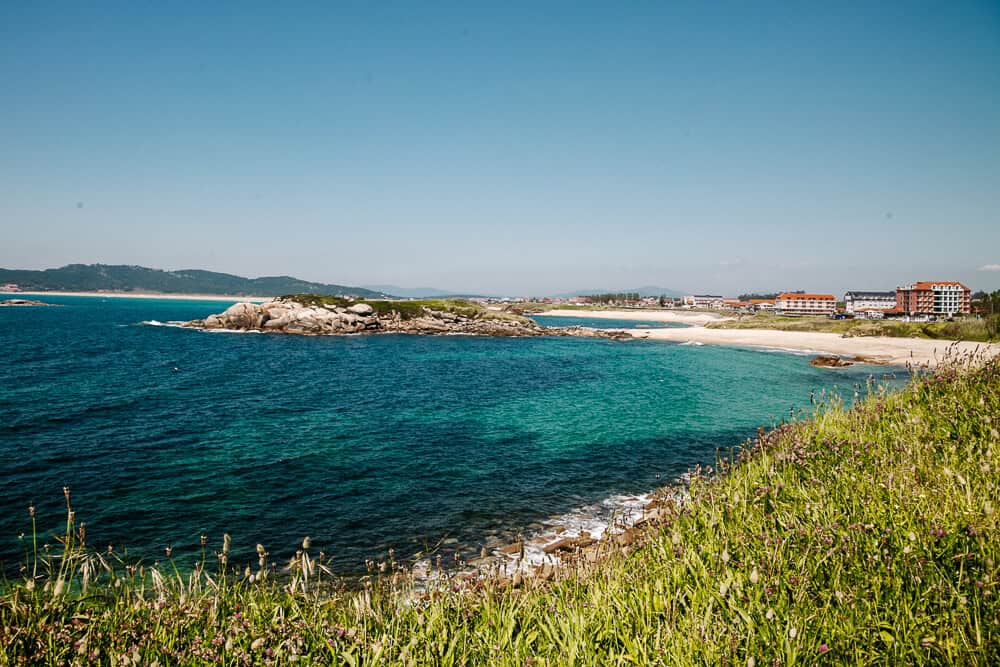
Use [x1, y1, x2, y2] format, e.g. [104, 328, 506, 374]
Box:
[3, 353, 999, 664]
[284, 295, 530, 324]
[710, 313, 999, 342]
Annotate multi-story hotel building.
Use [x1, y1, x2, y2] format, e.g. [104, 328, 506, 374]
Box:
[774, 293, 836, 316]
[844, 291, 896, 317]
[895, 281, 970, 316]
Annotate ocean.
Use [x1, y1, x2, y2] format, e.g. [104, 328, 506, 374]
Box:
[0, 296, 903, 575]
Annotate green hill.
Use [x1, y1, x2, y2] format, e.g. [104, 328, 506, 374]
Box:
[0, 264, 389, 298]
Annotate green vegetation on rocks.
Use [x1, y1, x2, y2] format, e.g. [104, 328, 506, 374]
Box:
[3, 353, 998, 664]
[284, 294, 530, 323]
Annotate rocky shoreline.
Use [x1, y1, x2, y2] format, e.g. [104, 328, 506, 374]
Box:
[185, 297, 634, 340]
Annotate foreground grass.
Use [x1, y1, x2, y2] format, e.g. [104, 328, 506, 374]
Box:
[709, 313, 999, 342]
[3, 356, 998, 665]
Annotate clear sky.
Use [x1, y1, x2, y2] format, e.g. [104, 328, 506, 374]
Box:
[2, 1, 999, 296]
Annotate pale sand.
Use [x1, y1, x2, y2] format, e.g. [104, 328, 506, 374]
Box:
[627, 326, 998, 368]
[534, 309, 729, 326]
[10, 291, 269, 303]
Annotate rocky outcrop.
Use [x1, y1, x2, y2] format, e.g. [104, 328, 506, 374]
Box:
[0, 299, 54, 307]
[184, 298, 632, 341]
[809, 354, 889, 368]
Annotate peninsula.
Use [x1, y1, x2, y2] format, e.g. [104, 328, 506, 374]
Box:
[184, 296, 631, 340]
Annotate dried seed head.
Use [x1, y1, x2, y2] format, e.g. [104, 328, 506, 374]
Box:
[28, 505, 35, 518]
[223, 533, 231, 555]
[165, 545, 173, 558]
[200, 534, 208, 547]
[256, 543, 265, 556]
[302, 536, 312, 550]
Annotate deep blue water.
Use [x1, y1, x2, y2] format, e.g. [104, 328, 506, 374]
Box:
[0, 296, 903, 574]
[530, 315, 691, 329]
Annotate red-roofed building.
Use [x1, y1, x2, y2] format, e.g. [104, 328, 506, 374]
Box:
[896, 281, 970, 316]
[774, 293, 836, 316]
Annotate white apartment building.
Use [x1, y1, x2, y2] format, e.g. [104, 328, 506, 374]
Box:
[683, 294, 725, 309]
[844, 291, 896, 317]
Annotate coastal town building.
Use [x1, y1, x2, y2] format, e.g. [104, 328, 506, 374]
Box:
[896, 281, 971, 316]
[774, 293, 836, 316]
[1, 283, 19, 292]
[749, 299, 775, 312]
[683, 294, 725, 309]
[844, 291, 896, 318]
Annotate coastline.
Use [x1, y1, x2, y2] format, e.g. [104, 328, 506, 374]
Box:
[629, 325, 998, 367]
[8, 290, 269, 303]
[533, 308, 729, 326]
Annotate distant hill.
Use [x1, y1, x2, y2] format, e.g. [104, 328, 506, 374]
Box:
[554, 286, 686, 299]
[0, 264, 389, 298]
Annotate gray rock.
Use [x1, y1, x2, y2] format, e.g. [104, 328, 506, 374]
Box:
[347, 303, 374, 316]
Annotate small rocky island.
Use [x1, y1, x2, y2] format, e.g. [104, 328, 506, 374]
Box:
[0, 298, 54, 307]
[185, 295, 632, 340]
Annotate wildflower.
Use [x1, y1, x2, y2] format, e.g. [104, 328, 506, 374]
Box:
[747, 658, 756, 667]
[721, 549, 730, 563]
[765, 608, 775, 621]
[749, 568, 759, 585]
[818, 644, 829, 653]
[789, 627, 797, 639]
[908, 531, 916, 541]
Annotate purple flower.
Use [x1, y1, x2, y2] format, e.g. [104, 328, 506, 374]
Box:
[818, 644, 829, 653]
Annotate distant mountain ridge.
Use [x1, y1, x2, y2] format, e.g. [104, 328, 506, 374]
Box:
[554, 286, 686, 299]
[0, 264, 389, 298]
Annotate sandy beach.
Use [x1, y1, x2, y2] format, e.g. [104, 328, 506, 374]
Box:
[534, 309, 729, 326]
[628, 326, 997, 367]
[9, 291, 269, 303]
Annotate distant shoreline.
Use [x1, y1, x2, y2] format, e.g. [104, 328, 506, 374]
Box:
[7, 291, 269, 303]
[537, 308, 997, 367]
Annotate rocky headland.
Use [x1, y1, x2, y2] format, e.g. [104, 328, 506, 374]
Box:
[184, 296, 632, 340]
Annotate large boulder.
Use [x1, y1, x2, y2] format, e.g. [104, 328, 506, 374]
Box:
[221, 302, 265, 329]
[347, 303, 374, 316]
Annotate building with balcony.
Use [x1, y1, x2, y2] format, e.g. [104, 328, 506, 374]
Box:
[895, 281, 970, 317]
[774, 293, 836, 316]
[844, 291, 896, 317]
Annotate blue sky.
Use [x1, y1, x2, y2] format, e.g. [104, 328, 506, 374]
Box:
[2, 2, 998, 295]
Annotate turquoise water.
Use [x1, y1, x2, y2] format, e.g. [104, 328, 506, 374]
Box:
[0, 297, 903, 574]
[531, 315, 691, 329]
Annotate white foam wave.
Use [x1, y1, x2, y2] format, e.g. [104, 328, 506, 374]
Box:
[140, 320, 187, 328]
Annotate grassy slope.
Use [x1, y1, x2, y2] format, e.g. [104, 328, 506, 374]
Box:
[709, 313, 998, 342]
[2, 356, 998, 665]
